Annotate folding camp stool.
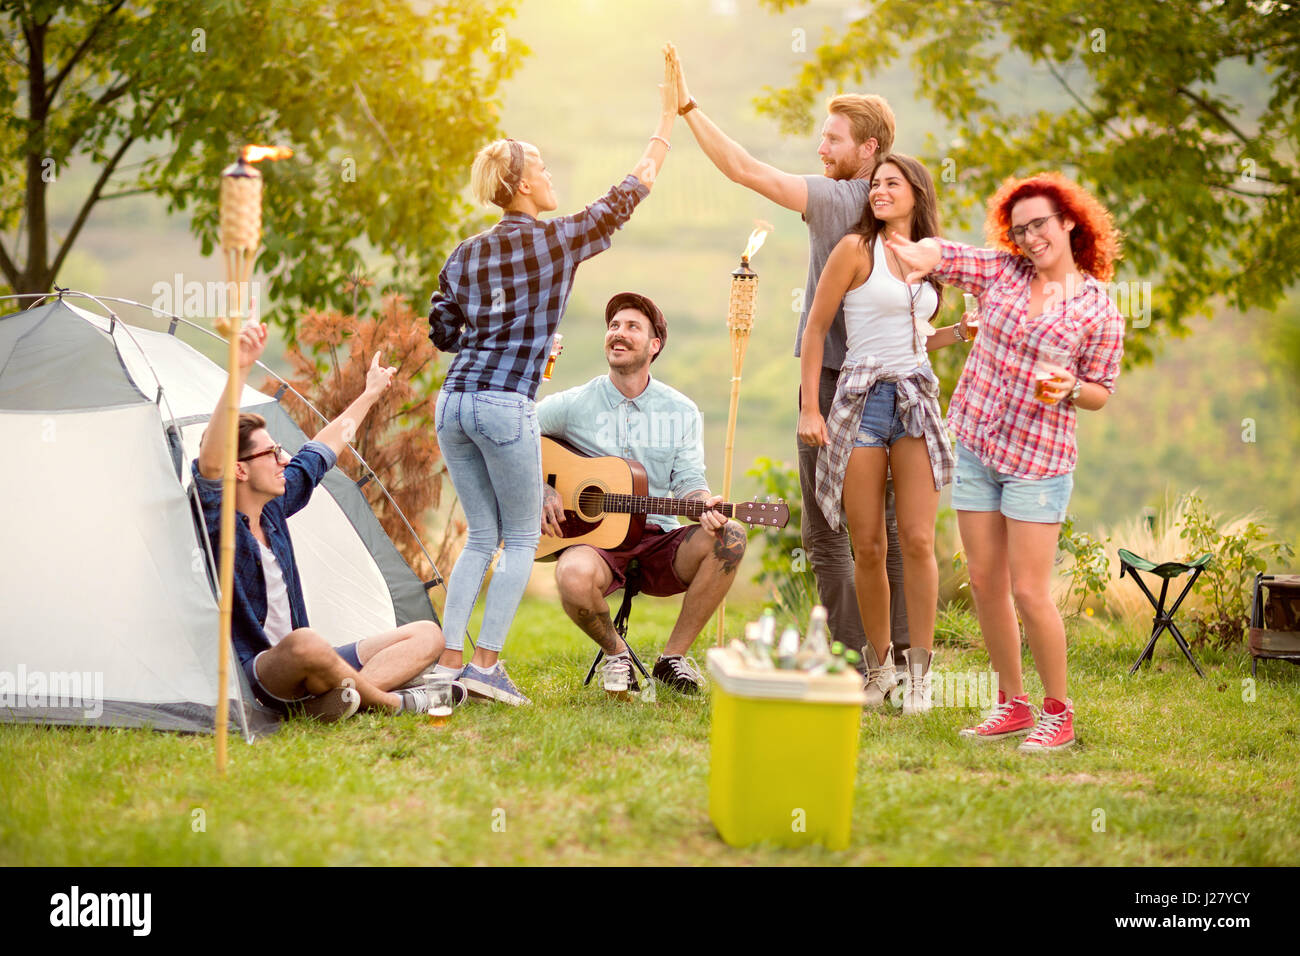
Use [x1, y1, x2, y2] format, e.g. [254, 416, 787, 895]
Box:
[583, 558, 653, 689]
[1118, 549, 1212, 678]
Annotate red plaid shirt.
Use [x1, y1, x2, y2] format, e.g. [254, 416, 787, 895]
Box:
[936, 240, 1125, 478]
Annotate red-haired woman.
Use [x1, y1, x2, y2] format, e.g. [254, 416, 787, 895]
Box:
[886, 172, 1123, 751]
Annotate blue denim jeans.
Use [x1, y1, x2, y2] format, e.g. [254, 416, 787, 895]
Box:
[435, 389, 542, 652]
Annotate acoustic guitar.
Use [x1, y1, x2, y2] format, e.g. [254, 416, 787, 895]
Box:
[536, 437, 790, 560]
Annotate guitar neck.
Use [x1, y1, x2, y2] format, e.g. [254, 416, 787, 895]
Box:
[601, 494, 733, 519]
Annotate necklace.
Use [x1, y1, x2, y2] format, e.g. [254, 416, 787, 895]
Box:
[885, 235, 935, 345]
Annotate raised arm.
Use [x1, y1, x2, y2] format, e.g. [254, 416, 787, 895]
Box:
[798, 237, 863, 446]
[197, 322, 267, 479]
[629, 47, 679, 191]
[311, 352, 397, 458]
[668, 43, 808, 213]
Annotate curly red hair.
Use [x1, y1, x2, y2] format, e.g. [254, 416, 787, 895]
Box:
[985, 172, 1121, 282]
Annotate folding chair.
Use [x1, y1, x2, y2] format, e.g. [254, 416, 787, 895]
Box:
[1118, 549, 1212, 678]
[582, 559, 653, 687]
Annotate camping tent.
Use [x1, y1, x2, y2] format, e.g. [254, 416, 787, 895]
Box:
[0, 294, 441, 738]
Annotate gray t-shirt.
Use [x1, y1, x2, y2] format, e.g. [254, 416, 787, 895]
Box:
[796, 175, 872, 369]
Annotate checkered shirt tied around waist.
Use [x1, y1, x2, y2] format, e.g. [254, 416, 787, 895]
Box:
[815, 361, 956, 531]
[428, 175, 650, 400]
[934, 240, 1125, 479]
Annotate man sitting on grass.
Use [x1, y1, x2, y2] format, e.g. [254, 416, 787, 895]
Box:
[195, 321, 453, 722]
[538, 291, 747, 697]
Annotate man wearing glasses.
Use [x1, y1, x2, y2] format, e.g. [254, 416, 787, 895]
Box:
[193, 322, 451, 722]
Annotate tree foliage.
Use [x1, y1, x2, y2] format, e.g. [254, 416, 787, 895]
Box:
[1, 0, 523, 326]
[757, 0, 1298, 364]
[267, 290, 465, 583]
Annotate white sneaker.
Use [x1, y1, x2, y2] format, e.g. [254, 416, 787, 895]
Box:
[600, 652, 638, 700]
[900, 647, 933, 715]
[862, 643, 896, 708]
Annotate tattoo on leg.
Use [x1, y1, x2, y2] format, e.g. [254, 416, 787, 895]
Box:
[574, 606, 620, 653]
[712, 522, 747, 575]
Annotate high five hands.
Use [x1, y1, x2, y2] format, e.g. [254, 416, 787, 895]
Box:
[631, 45, 681, 187]
[665, 43, 691, 112]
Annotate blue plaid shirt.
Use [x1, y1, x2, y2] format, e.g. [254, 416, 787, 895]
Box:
[191, 440, 338, 667]
[429, 175, 650, 400]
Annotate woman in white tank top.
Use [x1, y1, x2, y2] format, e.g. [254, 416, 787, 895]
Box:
[797, 155, 975, 714]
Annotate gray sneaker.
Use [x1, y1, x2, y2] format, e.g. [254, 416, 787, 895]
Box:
[460, 662, 531, 706]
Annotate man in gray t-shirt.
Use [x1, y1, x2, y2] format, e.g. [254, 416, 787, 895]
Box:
[670, 46, 910, 670]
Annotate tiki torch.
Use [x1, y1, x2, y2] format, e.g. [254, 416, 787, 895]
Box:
[214, 144, 292, 772]
[716, 222, 771, 645]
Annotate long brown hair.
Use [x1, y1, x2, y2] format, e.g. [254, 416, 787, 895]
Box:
[854, 153, 943, 302]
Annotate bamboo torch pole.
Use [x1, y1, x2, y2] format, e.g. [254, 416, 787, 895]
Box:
[214, 145, 291, 772]
[715, 224, 770, 646]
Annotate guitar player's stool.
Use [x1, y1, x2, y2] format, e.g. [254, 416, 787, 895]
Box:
[1118, 548, 1211, 678]
[583, 558, 653, 688]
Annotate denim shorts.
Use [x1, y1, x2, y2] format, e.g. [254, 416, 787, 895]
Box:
[951, 440, 1073, 524]
[853, 381, 907, 449]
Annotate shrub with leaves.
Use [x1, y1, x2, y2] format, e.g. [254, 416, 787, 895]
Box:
[1056, 514, 1112, 621]
[1178, 494, 1294, 648]
[746, 456, 818, 628]
[263, 292, 465, 584]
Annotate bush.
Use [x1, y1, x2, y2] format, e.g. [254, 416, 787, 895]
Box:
[746, 456, 818, 630]
[1056, 514, 1112, 621]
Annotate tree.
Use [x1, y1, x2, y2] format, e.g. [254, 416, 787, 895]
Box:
[1, 0, 524, 325]
[268, 289, 465, 584]
[757, 0, 1298, 364]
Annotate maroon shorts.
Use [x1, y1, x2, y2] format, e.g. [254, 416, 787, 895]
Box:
[595, 524, 697, 598]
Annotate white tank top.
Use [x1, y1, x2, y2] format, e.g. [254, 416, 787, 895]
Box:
[843, 235, 939, 373]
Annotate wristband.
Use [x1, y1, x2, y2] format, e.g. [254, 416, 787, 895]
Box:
[678, 98, 698, 116]
[1068, 377, 1084, 405]
[650, 135, 671, 150]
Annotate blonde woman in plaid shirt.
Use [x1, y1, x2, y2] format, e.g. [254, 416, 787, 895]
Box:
[425, 52, 678, 706]
[798, 155, 972, 715]
[886, 172, 1123, 751]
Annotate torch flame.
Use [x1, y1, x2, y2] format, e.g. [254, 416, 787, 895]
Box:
[241, 144, 294, 164]
[741, 220, 773, 261]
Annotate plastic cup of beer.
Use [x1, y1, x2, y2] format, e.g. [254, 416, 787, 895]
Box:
[542, 332, 564, 381]
[1033, 345, 1071, 404]
[961, 293, 980, 341]
[425, 676, 455, 727]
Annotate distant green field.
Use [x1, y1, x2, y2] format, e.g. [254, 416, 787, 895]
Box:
[2, 596, 1296, 866]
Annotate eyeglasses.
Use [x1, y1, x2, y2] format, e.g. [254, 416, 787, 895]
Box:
[238, 443, 287, 464]
[1009, 212, 1064, 245]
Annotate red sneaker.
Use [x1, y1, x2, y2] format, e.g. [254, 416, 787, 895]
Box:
[1018, 699, 1076, 752]
[958, 693, 1035, 742]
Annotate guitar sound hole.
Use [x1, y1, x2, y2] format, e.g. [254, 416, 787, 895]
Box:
[577, 486, 606, 520]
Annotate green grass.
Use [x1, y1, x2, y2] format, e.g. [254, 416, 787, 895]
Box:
[2, 597, 1298, 866]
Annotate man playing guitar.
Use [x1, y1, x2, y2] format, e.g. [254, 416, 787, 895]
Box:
[538, 291, 747, 696]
